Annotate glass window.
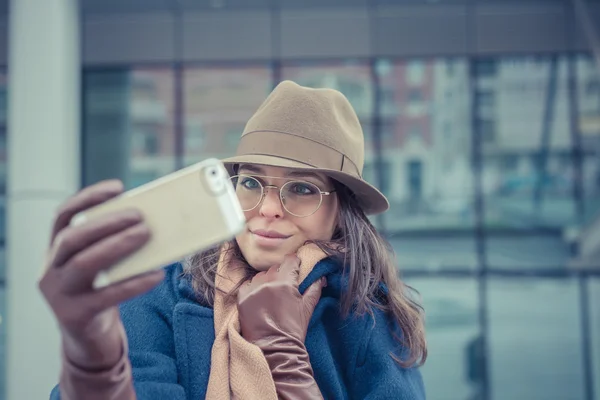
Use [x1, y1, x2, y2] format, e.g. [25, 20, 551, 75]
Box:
[183, 66, 273, 165]
[376, 58, 474, 233]
[407, 61, 426, 86]
[486, 233, 571, 270]
[0, 71, 6, 272]
[476, 59, 498, 78]
[0, 70, 5, 400]
[583, 154, 600, 225]
[405, 278, 481, 400]
[590, 278, 600, 400]
[577, 55, 600, 226]
[0, 286, 4, 399]
[83, 68, 176, 189]
[488, 277, 585, 400]
[390, 234, 478, 271]
[477, 56, 577, 229]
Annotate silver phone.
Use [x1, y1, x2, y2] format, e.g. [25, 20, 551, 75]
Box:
[71, 158, 246, 288]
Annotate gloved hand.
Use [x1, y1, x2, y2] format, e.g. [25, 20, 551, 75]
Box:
[38, 180, 165, 399]
[237, 254, 326, 400]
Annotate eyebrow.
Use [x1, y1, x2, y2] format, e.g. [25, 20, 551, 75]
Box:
[238, 164, 325, 183]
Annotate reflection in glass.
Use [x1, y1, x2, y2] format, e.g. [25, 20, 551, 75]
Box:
[83, 68, 176, 189]
[390, 235, 477, 271]
[0, 72, 5, 279]
[577, 56, 600, 226]
[590, 279, 600, 400]
[405, 278, 480, 400]
[376, 58, 474, 233]
[583, 154, 600, 225]
[488, 278, 584, 400]
[0, 287, 5, 399]
[0, 72, 5, 400]
[183, 66, 273, 165]
[476, 57, 576, 228]
[486, 234, 570, 270]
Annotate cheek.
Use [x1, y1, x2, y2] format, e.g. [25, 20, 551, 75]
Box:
[297, 202, 338, 241]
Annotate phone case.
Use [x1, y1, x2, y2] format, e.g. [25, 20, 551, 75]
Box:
[71, 158, 246, 288]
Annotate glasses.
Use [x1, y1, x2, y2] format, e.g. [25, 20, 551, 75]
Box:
[230, 174, 335, 217]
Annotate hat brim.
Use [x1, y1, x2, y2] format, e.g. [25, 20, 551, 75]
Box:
[221, 154, 389, 215]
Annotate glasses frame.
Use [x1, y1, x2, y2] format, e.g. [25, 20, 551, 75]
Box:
[230, 174, 336, 218]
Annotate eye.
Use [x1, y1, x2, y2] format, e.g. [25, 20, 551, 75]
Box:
[288, 182, 317, 195]
[240, 177, 260, 190]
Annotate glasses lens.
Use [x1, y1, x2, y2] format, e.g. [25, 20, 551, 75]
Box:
[231, 175, 262, 211]
[281, 181, 323, 217]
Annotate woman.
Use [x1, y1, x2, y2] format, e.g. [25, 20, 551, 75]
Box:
[41, 80, 427, 399]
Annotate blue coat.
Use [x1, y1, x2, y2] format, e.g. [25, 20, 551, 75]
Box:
[51, 258, 426, 399]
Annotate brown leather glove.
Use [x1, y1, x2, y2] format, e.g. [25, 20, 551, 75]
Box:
[237, 255, 326, 400]
[39, 180, 165, 400]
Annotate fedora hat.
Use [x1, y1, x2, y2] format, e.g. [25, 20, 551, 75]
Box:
[222, 80, 389, 215]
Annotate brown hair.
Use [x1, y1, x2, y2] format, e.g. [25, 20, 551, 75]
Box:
[184, 181, 427, 368]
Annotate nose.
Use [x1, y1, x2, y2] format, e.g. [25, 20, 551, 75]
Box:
[258, 187, 283, 219]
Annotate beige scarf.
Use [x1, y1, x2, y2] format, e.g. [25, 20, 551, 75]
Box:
[205, 244, 328, 399]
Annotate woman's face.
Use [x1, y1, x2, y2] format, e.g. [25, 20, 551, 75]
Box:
[234, 164, 339, 271]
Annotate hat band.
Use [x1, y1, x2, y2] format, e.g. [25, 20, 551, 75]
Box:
[235, 130, 361, 176]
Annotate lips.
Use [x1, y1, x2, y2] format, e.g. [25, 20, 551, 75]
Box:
[251, 229, 291, 239]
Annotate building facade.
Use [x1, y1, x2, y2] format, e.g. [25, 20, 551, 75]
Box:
[1, 1, 600, 400]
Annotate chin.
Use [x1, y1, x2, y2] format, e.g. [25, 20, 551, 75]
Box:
[244, 250, 286, 271]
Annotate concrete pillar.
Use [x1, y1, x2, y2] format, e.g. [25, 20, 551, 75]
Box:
[6, 1, 80, 399]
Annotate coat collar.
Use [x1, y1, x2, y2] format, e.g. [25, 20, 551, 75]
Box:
[176, 256, 389, 307]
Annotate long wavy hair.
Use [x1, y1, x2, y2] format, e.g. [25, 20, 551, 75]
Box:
[184, 181, 427, 368]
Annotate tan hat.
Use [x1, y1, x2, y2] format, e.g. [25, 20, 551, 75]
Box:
[222, 80, 389, 215]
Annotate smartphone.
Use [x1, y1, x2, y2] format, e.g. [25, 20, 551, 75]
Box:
[71, 158, 246, 288]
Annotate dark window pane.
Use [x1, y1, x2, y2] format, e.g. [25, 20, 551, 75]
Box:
[486, 234, 571, 270]
[583, 154, 600, 225]
[0, 248, 4, 282]
[475, 59, 498, 77]
[390, 235, 477, 270]
[183, 66, 272, 164]
[83, 68, 176, 189]
[478, 57, 577, 228]
[377, 58, 474, 232]
[488, 278, 585, 400]
[405, 278, 481, 400]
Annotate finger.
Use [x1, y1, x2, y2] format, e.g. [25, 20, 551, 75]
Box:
[61, 223, 151, 293]
[249, 271, 269, 287]
[264, 264, 280, 280]
[51, 180, 124, 244]
[238, 271, 266, 301]
[302, 278, 325, 314]
[278, 254, 301, 284]
[86, 269, 165, 313]
[49, 209, 144, 268]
